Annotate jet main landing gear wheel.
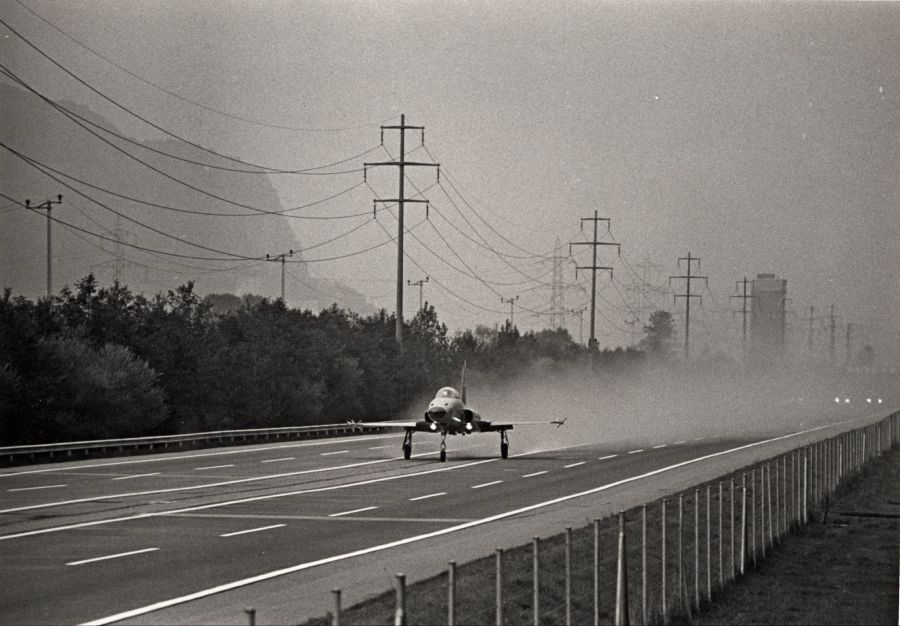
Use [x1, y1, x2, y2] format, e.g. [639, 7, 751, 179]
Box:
[402, 429, 413, 460]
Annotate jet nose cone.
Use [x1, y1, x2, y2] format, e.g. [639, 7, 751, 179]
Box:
[427, 406, 447, 419]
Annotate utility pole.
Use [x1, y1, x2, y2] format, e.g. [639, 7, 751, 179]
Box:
[567, 306, 586, 345]
[501, 295, 519, 326]
[805, 306, 817, 356]
[570, 211, 619, 352]
[266, 250, 293, 302]
[730, 276, 755, 349]
[25, 194, 62, 297]
[669, 252, 707, 360]
[364, 114, 440, 351]
[827, 305, 837, 367]
[407, 275, 429, 312]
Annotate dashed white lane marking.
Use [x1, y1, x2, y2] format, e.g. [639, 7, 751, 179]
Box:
[261, 458, 294, 464]
[67, 547, 158, 566]
[598, 454, 618, 460]
[112, 473, 160, 481]
[409, 492, 447, 501]
[652, 444, 668, 449]
[194, 465, 234, 471]
[7, 484, 67, 492]
[320, 450, 349, 456]
[628, 449, 645, 454]
[564, 462, 586, 468]
[220, 524, 285, 537]
[522, 471, 548, 478]
[368, 445, 392, 449]
[471, 480, 503, 489]
[329, 506, 378, 518]
[674, 441, 687, 445]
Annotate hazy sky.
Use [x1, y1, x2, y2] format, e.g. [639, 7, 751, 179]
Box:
[1, 1, 898, 361]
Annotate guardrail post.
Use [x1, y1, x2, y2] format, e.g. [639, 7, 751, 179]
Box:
[615, 512, 629, 626]
[565, 527, 573, 626]
[661, 501, 668, 624]
[532, 539, 540, 626]
[642, 504, 648, 625]
[594, 518, 601, 626]
[495, 548, 504, 626]
[395, 573, 406, 626]
[448, 560, 456, 626]
[332, 589, 341, 626]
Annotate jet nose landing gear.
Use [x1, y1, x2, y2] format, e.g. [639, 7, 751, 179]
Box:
[500, 429, 509, 459]
[440, 431, 447, 462]
[402, 429, 413, 460]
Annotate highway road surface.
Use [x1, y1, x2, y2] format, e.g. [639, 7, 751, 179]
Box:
[0, 404, 886, 625]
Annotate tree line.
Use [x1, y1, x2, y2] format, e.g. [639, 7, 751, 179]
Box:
[0, 275, 675, 445]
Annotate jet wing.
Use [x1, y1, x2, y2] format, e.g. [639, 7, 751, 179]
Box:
[347, 420, 433, 431]
[474, 418, 566, 432]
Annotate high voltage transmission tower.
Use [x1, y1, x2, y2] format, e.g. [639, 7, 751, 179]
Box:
[24, 194, 62, 296]
[804, 305, 819, 358]
[265, 250, 293, 302]
[570, 211, 619, 352]
[827, 304, 839, 367]
[92, 214, 140, 285]
[548, 237, 565, 330]
[501, 295, 519, 326]
[669, 252, 707, 360]
[731, 276, 755, 349]
[567, 306, 586, 345]
[623, 252, 666, 335]
[364, 114, 439, 350]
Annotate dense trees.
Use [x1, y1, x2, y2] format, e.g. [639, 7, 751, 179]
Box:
[0, 277, 664, 445]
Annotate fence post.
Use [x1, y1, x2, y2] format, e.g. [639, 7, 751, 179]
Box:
[244, 608, 256, 626]
[781, 456, 787, 538]
[678, 494, 684, 613]
[750, 469, 756, 567]
[566, 527, 573, 626]
[759, 466, 767, 558]
[332, 589, 341, 626]
[661, 500, 668, 624]
[615, 512, 630, 626]
[739, 482, 747, 576]
[594, 518, 601, 626]
[448, 561, 456, 626]
[802, 448, 809, 524]
[495, 549, 503, 626]
[766, 463, 773, 549]
[694, 488, 700, 610]
[395, 573, 406, 626]
[774, 460, 780, 544]
[718, 481, 724, 590]
[706, 484, 712, 602]
[730, 476, 735, 581]
[532, 539, 539, 626]
[642, 504, 648, 626]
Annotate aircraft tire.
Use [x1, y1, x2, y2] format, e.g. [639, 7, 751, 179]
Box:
[440, 449, 447, 463]
[501, 442, 509, 459]
[403, 444, 412, 460]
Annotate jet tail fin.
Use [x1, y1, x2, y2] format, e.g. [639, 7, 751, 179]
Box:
[461, 360, 467, 405]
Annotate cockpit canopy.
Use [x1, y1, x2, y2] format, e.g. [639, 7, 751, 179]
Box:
[435, 387, 461, 400]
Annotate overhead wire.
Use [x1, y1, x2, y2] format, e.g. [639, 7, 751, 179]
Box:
[12, 0, 396, 134]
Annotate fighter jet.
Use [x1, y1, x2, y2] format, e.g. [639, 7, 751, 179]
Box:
[349, 362, 566, 461]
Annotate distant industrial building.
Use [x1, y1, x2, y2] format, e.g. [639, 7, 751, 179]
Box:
[750, 273, 787, 361]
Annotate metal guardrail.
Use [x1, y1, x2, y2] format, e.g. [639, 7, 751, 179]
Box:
[0, 423, 386, 465]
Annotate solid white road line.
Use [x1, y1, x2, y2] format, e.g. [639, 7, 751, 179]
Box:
[522, 471, 548, 478]
[260, 458, 294, 464]
[563, 462, 586, 468]
[66, 548, 158, 566]
[652, 444, 668, 449]
[409, 492, 447, 501]
[628, 449, 645, 454]
[329, 506, 377, 517]
[320, 450, 349, 456]
[219, 524, 285, 538]
[194, 465, 234, 471]
[471, 480, 503, 489]
[7, 484, 67, 492]
[598, 454, 618, 460]
[82, 420, 854, 626]
[112, 473, 161, 481]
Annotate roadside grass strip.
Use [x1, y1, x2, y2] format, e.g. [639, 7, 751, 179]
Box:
[79, 419, 855, 626]
[219, 524, 285, 537]
[67, 548, 158, 566]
